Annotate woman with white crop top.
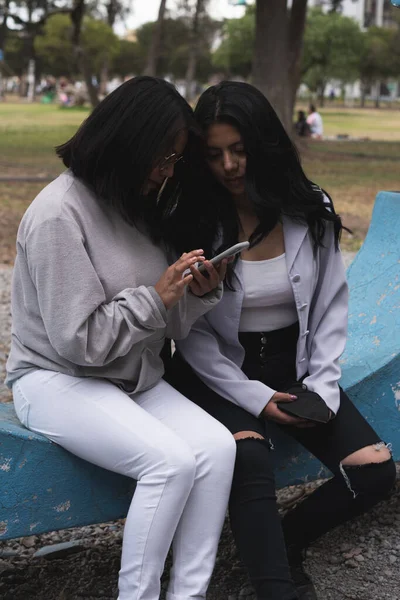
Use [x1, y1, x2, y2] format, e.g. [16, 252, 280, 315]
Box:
[164, 82, 396, 600]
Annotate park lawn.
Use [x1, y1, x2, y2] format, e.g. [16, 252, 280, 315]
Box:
[0, 103, 399, 263]
[301, 141, 400, 251]
[296, 105, 400, 141]
[0, 103, 88, 176]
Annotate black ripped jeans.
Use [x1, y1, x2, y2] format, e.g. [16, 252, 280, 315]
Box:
[164, 323, 396, 600]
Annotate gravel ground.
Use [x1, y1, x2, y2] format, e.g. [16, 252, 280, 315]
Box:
[2, 253, 400, 600]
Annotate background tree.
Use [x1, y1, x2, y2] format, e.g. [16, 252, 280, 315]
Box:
[136, 14, 217, 82]
[212, 4, 254, 78]
[252, 0, 308, 132]
[1, 0, 73, 97]
[35, 13, 119, 79]
[34, 13, 115, 78]
[302, 8, 364, 105]
[359, 26, 397, 108]
[110, 38, 142, 79]
[143, 0, 167, 76]
[184, 0, 206, 102]
[99, 0, 130, 94]
[251, 0, 349, 132]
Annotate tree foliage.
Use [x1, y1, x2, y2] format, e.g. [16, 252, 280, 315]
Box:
[34, 13, 119, 77]
[302, 8, 364, 99]
[137, 14, 219, 80]
[212, 5, 254, 77]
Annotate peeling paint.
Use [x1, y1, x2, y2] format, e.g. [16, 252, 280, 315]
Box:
[19, 458, 27, 469]
[377, 294, 386, 305]
[30, 522, 40, 532]
[0, 458, 12, 472]
[392, 385, 400, 410]
[0, 521, 8, 536]
[54, 500, 71, 513]
[358, 313, 366, 317]
[373, 336, 381, 346]
[370, 315, 377, 325]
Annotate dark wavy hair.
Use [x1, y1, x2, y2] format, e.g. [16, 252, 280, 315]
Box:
[164, 81, 345, 266]
[56, 76, 199, 236]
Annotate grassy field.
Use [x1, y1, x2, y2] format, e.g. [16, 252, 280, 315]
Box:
[0, 102, 399, 263]
[297, 105, 400, 141]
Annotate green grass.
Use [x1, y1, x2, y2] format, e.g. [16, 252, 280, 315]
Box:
[0, 102, 399, 262]
[297, 105, 400, 141]
[0, 103, 88, 170]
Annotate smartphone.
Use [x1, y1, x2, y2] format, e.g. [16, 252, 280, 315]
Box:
[197, 241, 250, 273]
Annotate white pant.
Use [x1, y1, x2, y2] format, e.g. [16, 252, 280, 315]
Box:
[13, 371, 236, 600]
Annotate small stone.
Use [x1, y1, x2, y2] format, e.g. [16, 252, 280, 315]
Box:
[239, 586, 255, 598]
[0, 549, 19, 558]
[33, 540, 85, 560]
[383, 569, 393, 578]
[346, 559, 358, 568]
[355, 554, 364, 562]
[21, 536, 36, 548]
[389, 555, 397, 564]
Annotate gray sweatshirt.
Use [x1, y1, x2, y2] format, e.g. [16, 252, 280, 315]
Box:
[6, 171, 222, 394]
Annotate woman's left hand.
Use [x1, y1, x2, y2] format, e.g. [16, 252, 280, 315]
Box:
[189, 259, 228, 297]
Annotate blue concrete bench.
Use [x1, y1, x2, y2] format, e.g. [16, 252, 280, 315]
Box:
[1, 191, 399, 541]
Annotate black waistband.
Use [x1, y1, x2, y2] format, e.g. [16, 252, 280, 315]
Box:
[238, 321, 299, 356]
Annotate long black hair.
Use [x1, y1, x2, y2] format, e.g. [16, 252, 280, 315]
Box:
[164, 81, 344, 263]
[56, 76, 199, 237]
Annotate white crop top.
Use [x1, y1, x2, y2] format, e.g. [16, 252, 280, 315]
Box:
[239, 253, 298, 332]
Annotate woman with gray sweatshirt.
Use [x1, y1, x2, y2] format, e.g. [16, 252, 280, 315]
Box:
[5, 77, 236, 600]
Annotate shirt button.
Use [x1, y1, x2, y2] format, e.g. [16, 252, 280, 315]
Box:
[292, 274, 301, 283]
[303, 330, 310, 337]
[299, 303, 308, 311]
[300, 358, 306, 363]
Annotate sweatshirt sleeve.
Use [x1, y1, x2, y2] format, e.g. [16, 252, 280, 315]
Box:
[25, 217, 168, 367]
[167, 284, 223, 340]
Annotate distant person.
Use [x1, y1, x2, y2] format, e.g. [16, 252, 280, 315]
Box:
[329, 90, 335, 102]
[307, 104, 323, 139]
[295, 110, 311, 137]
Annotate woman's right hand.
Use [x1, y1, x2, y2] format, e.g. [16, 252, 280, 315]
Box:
[155, 250, 205, 310]
[261, 392, 311, 427]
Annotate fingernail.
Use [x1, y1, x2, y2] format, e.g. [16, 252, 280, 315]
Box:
[290, 395, 297, 399]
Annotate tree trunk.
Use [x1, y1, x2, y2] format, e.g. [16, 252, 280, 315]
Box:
[100, 0, 120, 97]
[375, 80, 380, 108]
[318, 84, 325, 107]
[144, 0, 167, 76]
[185, 0, 204, 103]
[100, 59, 109, 97]
[71, 0, 99, 107]
[287, 0, 308, 125]
[252, 0, 308, 134]
[0, 0, 10, 53]
[360, 90, 366, 108]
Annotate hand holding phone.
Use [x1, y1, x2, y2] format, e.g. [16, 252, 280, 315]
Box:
[197, 241, 250, 274]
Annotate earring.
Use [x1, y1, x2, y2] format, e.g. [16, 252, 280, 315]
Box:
[157, 177, 168, 204]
